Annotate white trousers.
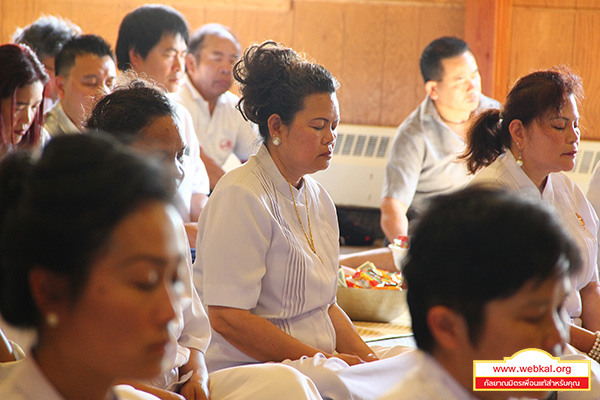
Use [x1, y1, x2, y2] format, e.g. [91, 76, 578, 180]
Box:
[281, 346, 417, 400]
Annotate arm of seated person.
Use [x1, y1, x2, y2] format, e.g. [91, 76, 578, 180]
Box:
[179, 348, 209, 400]
[380, 197, 409, 243]
[580, 280, 600, 332]
[339, 248, 396, 272]
[183, 223, 198, 249]
[328, 303, 378, 363]
[570, 324, 597, 354]
[200, 150, 225, 191]
[190, 194, 208, 224]
[208, 305, 365, 365]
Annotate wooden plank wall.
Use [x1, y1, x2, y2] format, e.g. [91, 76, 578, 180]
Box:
[508, 0, 600, 139]
[0, 0, 464, 127]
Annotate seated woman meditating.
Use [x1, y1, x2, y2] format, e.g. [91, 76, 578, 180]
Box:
[195, 41, 414, 399]
[0, 134, 180, 399]
[0, 44, 48, 157]
[462, 66, 600, 361]
[86, 78, 322, 400]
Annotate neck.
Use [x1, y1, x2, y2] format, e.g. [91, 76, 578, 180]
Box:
[433, 103, 472, 139]
[266, 144, 303, 187]
[34, 340, 113, 400]
[433, 350, 475, 398]
[510, 147, 547, 193]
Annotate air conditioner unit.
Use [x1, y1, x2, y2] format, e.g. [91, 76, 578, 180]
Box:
[312, 124, 397, 209]
[312, 124, 600, 208]
[563, 139, 600, 193]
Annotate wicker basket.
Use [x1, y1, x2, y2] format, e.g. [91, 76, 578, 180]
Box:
[336, 286, 407, 323]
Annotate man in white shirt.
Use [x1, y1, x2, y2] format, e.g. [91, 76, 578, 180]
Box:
[115, 5, 209, 233]
[172, 23, 257, 189]
[379, 186, 592, 400]
[44, 34, 116, 136]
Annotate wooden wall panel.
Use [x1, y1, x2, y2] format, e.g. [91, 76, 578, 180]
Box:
[3, 0, 466, 127]
[508, 8, 575, 87]
[573, 11, 600, 139]
[380, 5, 421, 127]
[339, 2, 387, 125]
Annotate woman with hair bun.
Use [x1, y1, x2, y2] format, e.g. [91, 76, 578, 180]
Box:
[463, 66, 600, 359]
[195, 41, 413, 399]
[0, 134, 182, 399]
[0, 44, 48, 156]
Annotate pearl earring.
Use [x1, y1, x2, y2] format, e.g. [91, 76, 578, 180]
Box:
[515, 142, 524, 167]
[272, 137, 281, 146]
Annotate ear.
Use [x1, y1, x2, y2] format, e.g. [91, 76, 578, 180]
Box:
[508, 119, 526, 147]
[267, 114, 285, 139]
[427, 305, 470, 351]
[29, 267, 70, 320]
[128, 48, 143, 69]
[425, 81, 438, 100]
[55, 75, 66, 100]
[185, 53, 197, 74]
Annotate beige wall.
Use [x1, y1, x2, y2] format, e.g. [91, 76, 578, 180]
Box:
[507, 0, 600, 139]
[1, 0, 464, 127]
[4, 0, 600, 138]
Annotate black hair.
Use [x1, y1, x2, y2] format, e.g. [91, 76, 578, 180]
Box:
[234, 41, 338, 142]
[116, 5, 189, 71]
[419, 36, 470, 83]
[0, 44, 49, 149]
[86, 77, 177, 144]
[187, 23, 239, 58]
[403, 186, 581, 352]
[55, 34, 115, 77]
[462, 66, 583, 174]
[12, 15, 81, 60]
[0, 134, 175, 328]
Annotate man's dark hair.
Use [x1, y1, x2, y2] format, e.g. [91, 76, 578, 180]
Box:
[116, 4, 189, 71]
[403, 186, 581, 353]
[55, 34, 114, 77]
[419, 36, 470, 83]
[12, 15, 81, 60]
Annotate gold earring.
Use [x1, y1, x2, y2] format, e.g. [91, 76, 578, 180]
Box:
[515, 143, 523, 167]
[46, 312, 59, 328]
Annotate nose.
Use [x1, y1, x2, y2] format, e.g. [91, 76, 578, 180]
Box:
[543, 309, 569, 355]
[325, 125, 337, 145]
[174, 53, 184, 72]
[21, 106, 36, 128]
[173, 159, 185, 188]
[156, 277, 178, 326]
[568, 124, 580, 144]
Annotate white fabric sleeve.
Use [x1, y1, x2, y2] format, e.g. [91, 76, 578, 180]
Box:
[200, 183, 271, 310]
[233, 121, 259, 163]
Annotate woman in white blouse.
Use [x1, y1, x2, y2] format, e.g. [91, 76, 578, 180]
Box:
[0, 134, 181, 400]
[195, 41, 414, 400]
[462, 66, 600, 358]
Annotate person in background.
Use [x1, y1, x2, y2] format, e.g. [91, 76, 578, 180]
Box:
[463, 66, 600, 362]
[44, 34, 116, 136]
[116, 4, 209, 238]
[380, 36, 500, 241]
[86, 78, 323, 400]
[12, 15, 81, 113]
[172, 23, 258, 189]
[0, 134, 180, 400]
[0, 44, 48, 157]
[378, 186, 592, 400]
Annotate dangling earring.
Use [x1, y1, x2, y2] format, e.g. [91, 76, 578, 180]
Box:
[46, 312, 59, 328]
[515, 142, 524, 167]
[272, 136, 281, 146]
